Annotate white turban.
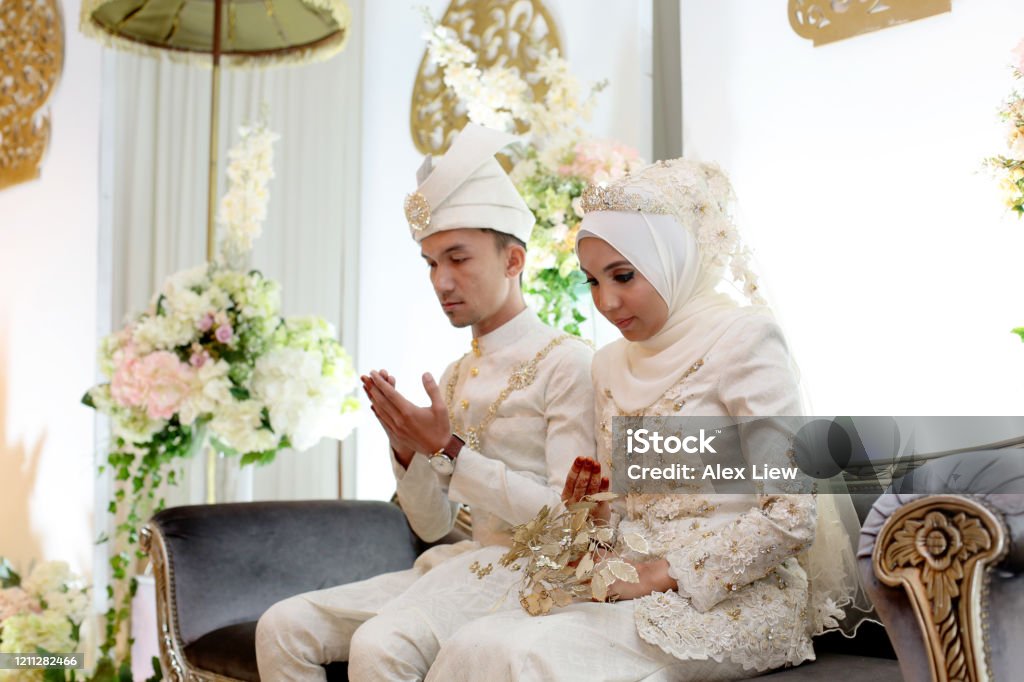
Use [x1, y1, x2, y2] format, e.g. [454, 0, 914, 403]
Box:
[403, 124, 535, 243]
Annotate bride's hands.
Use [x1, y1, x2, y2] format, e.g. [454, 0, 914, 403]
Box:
[604, 559, 676, 602]
[561, 456, 611, 524]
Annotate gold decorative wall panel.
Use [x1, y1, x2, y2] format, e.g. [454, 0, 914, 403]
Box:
[789, 0, 950, 47]
[410, 0, 562, 156]
[0, 0, 65, 190]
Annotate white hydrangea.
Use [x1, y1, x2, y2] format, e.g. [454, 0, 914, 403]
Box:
[41, 587, 89, 626]
[162, 264, 209, 295]
[251, 347, 350, 451]
[22, 562, 72, 598]
[178, 359, 233, 426]
[208, 399, 279, 454]
[132, 314, 196, 353]
[111, 406, 166, 445]
[0, 611, 76, 662]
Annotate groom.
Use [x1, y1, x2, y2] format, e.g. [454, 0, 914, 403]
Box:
[255, 124, 595, 681]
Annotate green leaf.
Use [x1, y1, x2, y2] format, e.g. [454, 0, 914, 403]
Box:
[240, 448, 278, 467]
[209, 436, 239, 457]
[91, 657, 118, 681]
[144, 657, 164, 682]
[42, 667, 65, 682]
[81, 390, 96, 408]
[155, 293, 167, 316]
[1012, 327, 1024, 342]
[229, 385, 250, 401]
[0, 557, 21, 587]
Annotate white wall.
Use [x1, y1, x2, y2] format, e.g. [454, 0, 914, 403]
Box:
[0, 0, 102, 574]
[681, 0, 1024, 418]
[355, 0, 652, 500]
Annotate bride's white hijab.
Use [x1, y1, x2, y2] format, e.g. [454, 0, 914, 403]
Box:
[576, 167, 761, 413]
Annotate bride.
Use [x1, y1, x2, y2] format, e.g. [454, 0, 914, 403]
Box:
[425, 159, 866, 681]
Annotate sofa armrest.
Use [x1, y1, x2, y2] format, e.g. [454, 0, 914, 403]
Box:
[142, 500, 420, 681]
[857, 449, 1024, 682]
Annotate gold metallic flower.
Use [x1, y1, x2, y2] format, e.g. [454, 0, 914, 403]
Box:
[404, 192, 431, 232]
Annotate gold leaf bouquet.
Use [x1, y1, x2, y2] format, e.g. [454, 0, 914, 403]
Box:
[499, 493, 648, 616]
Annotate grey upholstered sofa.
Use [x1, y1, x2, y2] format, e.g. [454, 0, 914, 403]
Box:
[144, 449, 1024, 682]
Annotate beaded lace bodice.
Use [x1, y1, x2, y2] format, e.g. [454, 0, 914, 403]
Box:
[597, 363, 820, 672]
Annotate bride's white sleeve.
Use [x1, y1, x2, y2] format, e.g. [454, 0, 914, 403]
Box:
[666, 315, 815, 612]
[665, 495, 815, 612]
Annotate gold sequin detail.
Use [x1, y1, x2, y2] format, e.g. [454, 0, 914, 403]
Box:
[404, 192, 431, 231]
[580, 183, 671, 215]
[447, 334, 576, 452]
[460, 399, 469, 410]
[470, 367, 479, 377]
[471, 338, 482, 357]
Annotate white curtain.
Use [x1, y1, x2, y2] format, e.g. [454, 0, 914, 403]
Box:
[101, 1, 364, 506]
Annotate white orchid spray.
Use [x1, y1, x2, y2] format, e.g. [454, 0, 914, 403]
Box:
[217, 118, 280, 270]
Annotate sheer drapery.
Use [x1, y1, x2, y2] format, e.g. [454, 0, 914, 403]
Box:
[101, 3, 363, 505]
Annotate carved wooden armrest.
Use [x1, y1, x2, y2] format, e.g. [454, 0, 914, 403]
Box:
[872, 495, 1009, 682]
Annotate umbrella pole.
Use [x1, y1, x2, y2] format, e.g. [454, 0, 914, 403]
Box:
[205, 0, 223, 504]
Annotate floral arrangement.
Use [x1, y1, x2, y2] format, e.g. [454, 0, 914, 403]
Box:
[498, 494, 645, 616]
[987, 40, 1024, 344]
[424, 21, 643, 335]
[988, 39, 1024, 216]
[86, 268, 358, 462]
[82, 119, 359, 669]
[0, 559, 91, 681]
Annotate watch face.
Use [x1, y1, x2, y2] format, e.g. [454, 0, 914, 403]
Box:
[430, 454, 455, 475]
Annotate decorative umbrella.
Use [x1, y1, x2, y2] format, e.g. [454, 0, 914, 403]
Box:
[80, 0, 350, 502]
[80, 0, 350, 259]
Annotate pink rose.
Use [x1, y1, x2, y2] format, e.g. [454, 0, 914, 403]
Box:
[0, 587, 41, 624]
[558, 139, 640, 184]
[136, 351, 195, 420]
[1013, 38, 1024, 74]
[198, 312, 215, 332]
[111, 355, 146, 407]
[215, 324, 234, 344]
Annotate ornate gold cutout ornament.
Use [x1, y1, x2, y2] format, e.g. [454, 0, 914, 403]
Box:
[0, 0, 65, 191]
[410, 0, 562, 156]
[789, 0, 951, 47]
[874, 495, 1007, 682]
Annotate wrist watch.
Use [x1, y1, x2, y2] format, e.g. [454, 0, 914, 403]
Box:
[429, 434, 465, 475]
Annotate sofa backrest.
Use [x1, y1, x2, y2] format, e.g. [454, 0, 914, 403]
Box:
[150, 500, 419, 646]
